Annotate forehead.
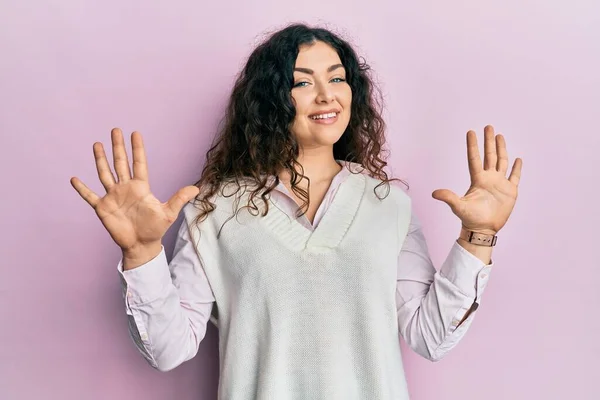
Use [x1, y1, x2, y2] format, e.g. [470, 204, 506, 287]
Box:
[294, 41, 343, 69]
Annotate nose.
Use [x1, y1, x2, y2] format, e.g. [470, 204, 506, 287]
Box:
[315, 82, 335, 104]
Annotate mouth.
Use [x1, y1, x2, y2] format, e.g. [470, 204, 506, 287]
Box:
[308, 109, 341, 124]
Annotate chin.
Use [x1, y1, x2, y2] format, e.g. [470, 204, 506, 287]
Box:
[315, 131, 345, 146]
[293, 120, 349, 147]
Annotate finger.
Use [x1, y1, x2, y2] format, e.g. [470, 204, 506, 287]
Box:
[93, 142, 116, 191]
[70, 177, 100, 208]
[466, 130, 483, 178]
[131, 131, 149, 181]
[496, 134, 509, 175]
[165, 186, 201, 221]
[432, 189, 461, 213]
[111, 128, 132, 183]
[508, 157, 523, 186]
[483, 125, 497, 170]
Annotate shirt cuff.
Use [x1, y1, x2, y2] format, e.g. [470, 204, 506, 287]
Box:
[117, 246, 172, 305]
[439, 241, 493, 300]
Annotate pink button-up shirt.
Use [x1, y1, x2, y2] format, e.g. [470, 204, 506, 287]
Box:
[118, 161, 493, 370]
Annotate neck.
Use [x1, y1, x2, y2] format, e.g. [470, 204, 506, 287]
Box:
[278, 147, 342, 187]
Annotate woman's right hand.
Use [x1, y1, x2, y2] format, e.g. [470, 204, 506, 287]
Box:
[70, 128, 200, 258]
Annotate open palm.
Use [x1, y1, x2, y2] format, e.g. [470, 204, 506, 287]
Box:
[70, 128, 200, 251]
[432, 125, 523, 234]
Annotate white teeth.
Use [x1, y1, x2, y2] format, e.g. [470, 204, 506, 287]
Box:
[310, 112, 337, 120]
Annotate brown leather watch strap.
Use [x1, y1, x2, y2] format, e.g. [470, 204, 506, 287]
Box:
[460, 229, 498, 247]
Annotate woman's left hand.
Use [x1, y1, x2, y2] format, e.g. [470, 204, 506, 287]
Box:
[432, 125, 523, 235]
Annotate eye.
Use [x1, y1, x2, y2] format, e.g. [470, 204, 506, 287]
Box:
[331, 77, 346, 83]
[293, 81, 310, 88]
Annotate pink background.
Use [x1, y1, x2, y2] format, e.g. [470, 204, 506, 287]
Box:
[1, 0, 598, 399]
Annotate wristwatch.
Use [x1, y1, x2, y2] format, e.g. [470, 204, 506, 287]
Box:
[459, 228, 498, 247]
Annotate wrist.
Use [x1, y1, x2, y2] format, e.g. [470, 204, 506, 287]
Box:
[459, 227, 498, 247]
[456, 236, 494, 265]
[461, 225, 497, 236]
[122, 241, 163, 271]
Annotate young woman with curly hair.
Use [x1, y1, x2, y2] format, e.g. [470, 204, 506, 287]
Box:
[71, 23, 522, 400]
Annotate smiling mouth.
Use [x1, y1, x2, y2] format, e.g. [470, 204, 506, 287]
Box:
[309, 112, 339, 120]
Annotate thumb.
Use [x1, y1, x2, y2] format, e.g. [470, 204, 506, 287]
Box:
[432, 189, 460, 213]
[165, 185, 201, 219]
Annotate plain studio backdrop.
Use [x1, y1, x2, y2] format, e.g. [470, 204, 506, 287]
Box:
[0, 1, 598, 399]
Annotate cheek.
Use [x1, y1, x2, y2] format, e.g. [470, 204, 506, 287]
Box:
[289, 95, 308, 135]
[337, 86, 352, 108]
[341, 90, 352, 117]
[345, 87, 353, 105]
[291, 92, 311, 116]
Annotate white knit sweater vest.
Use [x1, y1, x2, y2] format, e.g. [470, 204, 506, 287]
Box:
[183, 172, 413, 400]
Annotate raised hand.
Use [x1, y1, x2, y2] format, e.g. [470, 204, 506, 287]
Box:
[432, 125, 523, 235]
[70, 128, 200, 254]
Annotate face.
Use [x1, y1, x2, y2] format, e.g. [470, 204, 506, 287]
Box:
[289, 41, 352, 150]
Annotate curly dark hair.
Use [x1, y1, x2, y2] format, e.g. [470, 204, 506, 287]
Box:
[191, 23, 406, 230]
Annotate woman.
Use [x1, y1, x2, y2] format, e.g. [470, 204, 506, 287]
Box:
[70, 23, 522, 400]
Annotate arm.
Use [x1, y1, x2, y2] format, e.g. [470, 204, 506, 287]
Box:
[454, 232, 493, 323]
[396, 211, 492, 362]
[117, 216, 215, 372]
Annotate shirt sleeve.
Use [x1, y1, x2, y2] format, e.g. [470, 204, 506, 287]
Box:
[396, 210, 493, 361]
[117, 216, 216, 372]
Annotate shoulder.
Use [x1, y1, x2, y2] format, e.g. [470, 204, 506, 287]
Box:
[341, 161, 411, 203]
[182, 177, 265, 226]
[359, 172, 412, 209]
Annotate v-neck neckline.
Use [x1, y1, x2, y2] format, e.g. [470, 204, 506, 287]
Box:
[260, 172, 367, 253]
[275, 175, 343, 231]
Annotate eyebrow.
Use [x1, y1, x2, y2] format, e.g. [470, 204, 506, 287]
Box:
[293, 64, 344, 75]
